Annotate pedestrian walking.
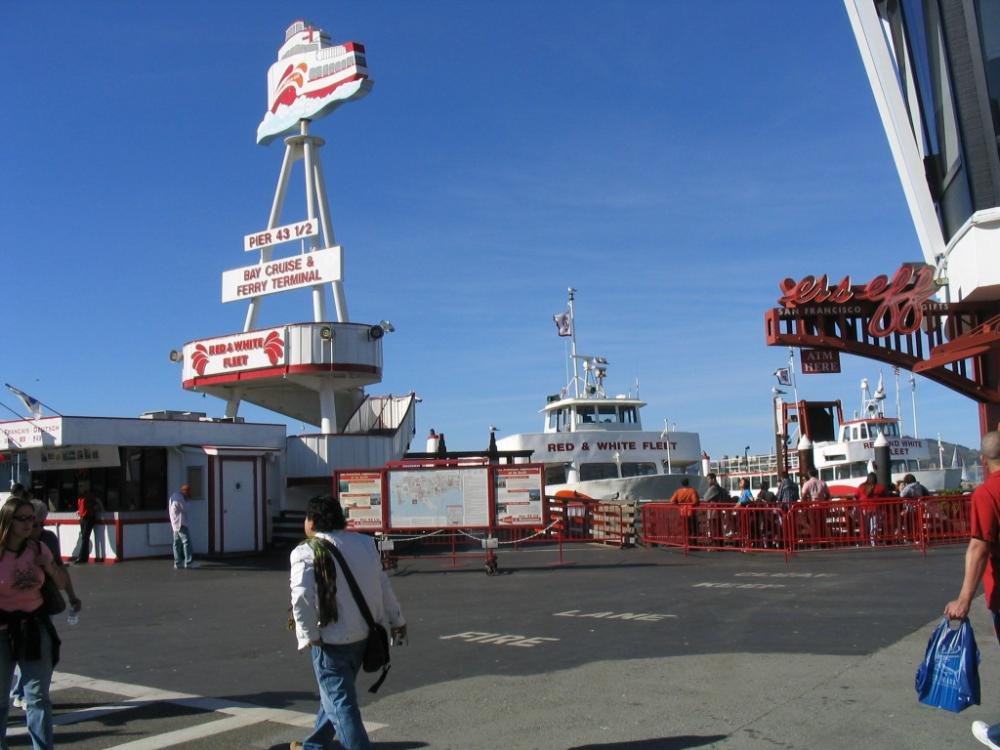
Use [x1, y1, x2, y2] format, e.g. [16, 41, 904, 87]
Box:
[0, 495, 67, 750]
[289, 495, 406, 750]
[944, 431, 1000, 749]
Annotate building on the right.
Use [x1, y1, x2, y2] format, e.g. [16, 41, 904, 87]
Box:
[845, 0, 1000, 303]
[845, 0, 1000, 432]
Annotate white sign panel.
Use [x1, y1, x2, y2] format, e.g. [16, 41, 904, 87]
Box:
[244, 218, 320, 252]
[183, 327, 287, 380]
[494, 466, 544, 526]
[0, 419, 62, 450]
[221, 246, 342, 304]
[337, 471, 384, 530]
[28, 445, 121, 472]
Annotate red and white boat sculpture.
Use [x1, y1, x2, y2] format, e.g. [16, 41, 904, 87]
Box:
[257, 20, 372, 146]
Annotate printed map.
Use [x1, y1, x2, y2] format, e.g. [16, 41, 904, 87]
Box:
[388, 468, 488, 528]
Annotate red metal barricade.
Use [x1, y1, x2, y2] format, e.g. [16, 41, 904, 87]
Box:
[920, 494, 971, 550]
[642, 495, 972, 558]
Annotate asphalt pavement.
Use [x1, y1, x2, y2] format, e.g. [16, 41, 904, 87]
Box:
[17, 541, 999, 749]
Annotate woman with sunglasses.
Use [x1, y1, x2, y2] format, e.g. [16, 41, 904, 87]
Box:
[0, 496, 67, 749]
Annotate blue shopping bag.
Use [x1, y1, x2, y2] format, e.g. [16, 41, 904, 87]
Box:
[915, 617, 981, 712]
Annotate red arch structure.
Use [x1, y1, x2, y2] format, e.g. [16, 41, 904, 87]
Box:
[764, 263, 1000, 434]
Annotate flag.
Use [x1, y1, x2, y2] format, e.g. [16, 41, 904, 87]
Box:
[4, 384, 41, 418]
[553, 311, 572, 337]
[874, 372, 886, 400]
[774, 368, 791, 386]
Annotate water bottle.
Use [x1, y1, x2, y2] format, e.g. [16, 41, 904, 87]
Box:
[66, 612, 79, 626]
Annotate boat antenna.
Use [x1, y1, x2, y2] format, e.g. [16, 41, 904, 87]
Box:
[568, 287, 580, 398]
[894, 366, 902, 422]
[909, 374, 919, 438]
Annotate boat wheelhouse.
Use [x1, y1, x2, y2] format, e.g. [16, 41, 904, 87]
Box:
[495, 290, 702, 502]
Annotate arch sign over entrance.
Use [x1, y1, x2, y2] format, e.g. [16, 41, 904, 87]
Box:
[765, 262, 1000, 433]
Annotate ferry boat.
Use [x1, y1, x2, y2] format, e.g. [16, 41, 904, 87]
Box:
[257, 20, 372, 145]
[711, 378, 962, 497]
[495, 290, 703, 502]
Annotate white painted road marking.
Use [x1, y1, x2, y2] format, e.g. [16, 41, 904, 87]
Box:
[439, 631, 559, 647]
[735, 572, 837, 578]
[692, 582, 787, 589]
[3, 671, 387, 745]
[553, 610, 677, 621]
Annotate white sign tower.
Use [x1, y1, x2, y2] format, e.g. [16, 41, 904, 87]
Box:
[178, 20, 411, 445]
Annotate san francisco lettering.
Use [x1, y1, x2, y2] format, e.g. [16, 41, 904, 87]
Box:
[777, 263, 938, 337]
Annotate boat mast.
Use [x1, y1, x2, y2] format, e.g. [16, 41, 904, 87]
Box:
[568, 287, 580, 398]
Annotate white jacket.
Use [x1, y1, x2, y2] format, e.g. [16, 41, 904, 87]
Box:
[289, 530, 405, 650]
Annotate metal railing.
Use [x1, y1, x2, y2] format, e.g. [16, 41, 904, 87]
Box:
[641, 495, 971, 558]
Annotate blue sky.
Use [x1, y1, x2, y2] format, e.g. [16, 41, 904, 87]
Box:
[2, 1, 982, 458]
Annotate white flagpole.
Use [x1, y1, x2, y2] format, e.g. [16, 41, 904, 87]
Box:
[787, 347, 800, 410]
[568, 287, 579, 398]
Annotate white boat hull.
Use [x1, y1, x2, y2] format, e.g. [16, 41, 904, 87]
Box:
[548, 474, 707, 503]
[827, 467, 963, 496]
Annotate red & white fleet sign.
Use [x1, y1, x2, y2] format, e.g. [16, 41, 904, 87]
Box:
[182, 327, 287, 379]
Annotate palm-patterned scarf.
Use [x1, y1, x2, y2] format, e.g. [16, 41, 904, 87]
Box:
[307, 537, 339, 627]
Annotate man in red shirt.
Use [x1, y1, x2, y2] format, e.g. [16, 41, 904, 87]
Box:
[944, 431, 1000, 749]
[72, 491, 101, 564]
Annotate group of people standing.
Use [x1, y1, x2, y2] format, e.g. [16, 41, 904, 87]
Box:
[684, 468, 929, 508]
[670, 469, 832, 509]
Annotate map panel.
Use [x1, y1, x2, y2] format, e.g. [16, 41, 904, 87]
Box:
[388, 468, 489, 529]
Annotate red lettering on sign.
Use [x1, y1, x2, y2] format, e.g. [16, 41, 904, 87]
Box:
[778, 263, 938, 337]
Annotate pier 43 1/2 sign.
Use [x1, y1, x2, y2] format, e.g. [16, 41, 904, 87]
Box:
[777, 263, 942, 337]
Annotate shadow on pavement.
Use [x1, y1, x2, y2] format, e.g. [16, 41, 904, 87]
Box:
[569, 736, 727, 749]
[265, 744, 429, 750]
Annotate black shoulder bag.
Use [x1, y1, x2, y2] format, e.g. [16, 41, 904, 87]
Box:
[319, 539, 391, 694]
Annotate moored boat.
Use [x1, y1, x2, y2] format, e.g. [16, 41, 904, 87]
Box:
[711, 377, 962, 496]
[495, 289, 703, 502]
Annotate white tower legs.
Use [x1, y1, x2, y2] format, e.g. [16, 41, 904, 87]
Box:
[230, 118, 347, 426]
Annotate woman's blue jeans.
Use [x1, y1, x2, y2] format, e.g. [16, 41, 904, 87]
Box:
[303, 639, 371, 750]
[0, 626, 54, 749]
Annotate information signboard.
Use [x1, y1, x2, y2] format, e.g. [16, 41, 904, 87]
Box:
[387, 467, 489, 529]
[337, 471, 384, 530]
[494, 466, 545, 526]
